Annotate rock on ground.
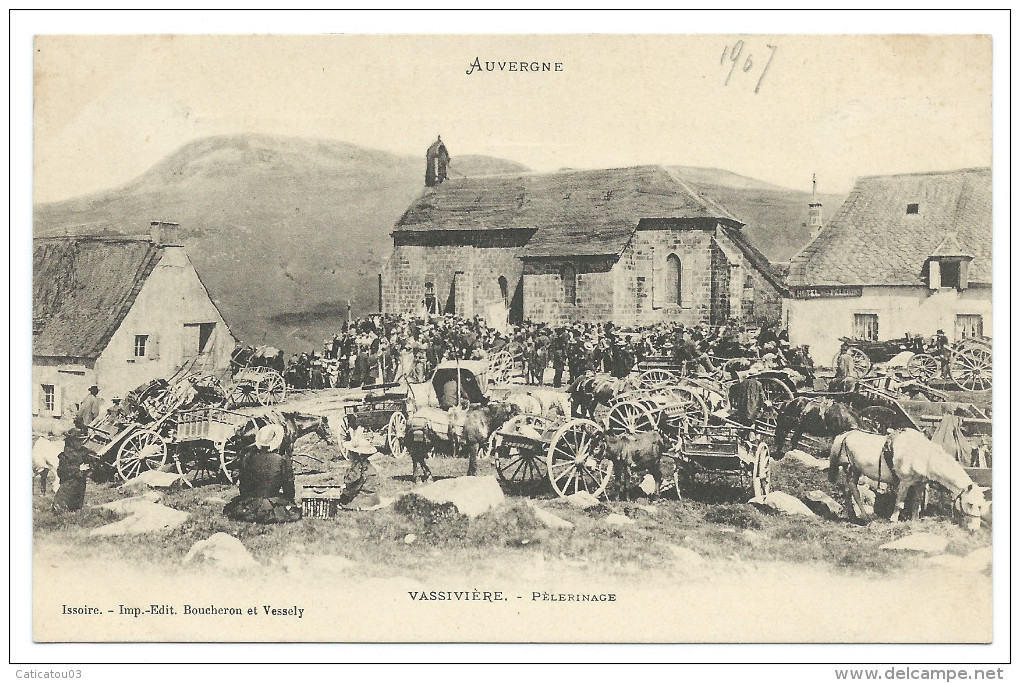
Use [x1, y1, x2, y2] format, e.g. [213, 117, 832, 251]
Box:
[120, 470, 187, 492]
[604, 513, 635, 526]
[880, 533, 950, 554]
[183, 533, 259, 571]
[563, 491, 601, 510]
[529, 504, 574, 529]
[409, 476, 505, 518]
[749, 491, 818, 518]
[786, 449, 828, 470]
[803, 490, 843, 519]
[96, 492, 162, 514]
[90, 502, 190, 537]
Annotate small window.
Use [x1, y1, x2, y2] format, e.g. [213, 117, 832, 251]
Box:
[906, 203, 919, 214]
[42, 384, 55, 412]
[853, 313, 879, 341]
[198, 323, 216, 353]
[561, 264, 577, 306]
[940, 260, 961, 289]
[955, 314, 983, 340]
[134, 334, 148, 357]
[664, 254, 682, 306]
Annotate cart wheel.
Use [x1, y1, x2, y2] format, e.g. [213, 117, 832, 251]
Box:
[116, 430, 168, 481]
[488, 350, 514, 385]
[666, 386, 710, 438]
[229, 381, 258, 407]
[949, 344, 992, 391]
[493, 415, 551, 486]
[605, 400, 657, 436]
[174, 443, 223, 486]
[546, 418, 613, 499]
[858, 406, 900, 434]
[387, 411, 407, 458]
[906, 353, 940, 383]
[752, 441, 772, 499]
[256, 372, 287, 405]
[638, 369, 677, 389]
[220, 442, 241, 484]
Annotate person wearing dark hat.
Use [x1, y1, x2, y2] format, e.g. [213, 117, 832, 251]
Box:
[223, 424, 301, 523]
[934, 329, 951, 377]
[75, 385, 102, 430]
[52, 425, 90, 513]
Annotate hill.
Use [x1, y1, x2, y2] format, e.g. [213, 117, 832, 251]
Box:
[33, 134, 528, 348]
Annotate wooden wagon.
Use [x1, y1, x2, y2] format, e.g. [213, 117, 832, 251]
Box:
[489, 416, 614, 499]
[662, 425, 773, 501]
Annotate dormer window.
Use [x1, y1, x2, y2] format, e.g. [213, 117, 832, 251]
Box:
[927, 233, 973, 291]
[906, 203, 919, 214]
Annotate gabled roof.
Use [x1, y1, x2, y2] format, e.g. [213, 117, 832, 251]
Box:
[33, 236, 165, 358]
[395, 165, 735, 258]
[788, 168, 991, 287]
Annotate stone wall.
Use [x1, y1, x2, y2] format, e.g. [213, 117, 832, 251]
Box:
[522, 257, 615, 325]
[381, 230, 529, 318]
[613, 228, 715, 327]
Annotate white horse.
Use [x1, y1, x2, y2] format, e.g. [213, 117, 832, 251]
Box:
[829, 429, 990, 530]
[33, 436, 63, 494]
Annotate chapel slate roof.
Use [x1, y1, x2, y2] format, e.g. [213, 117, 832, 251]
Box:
[395, 165, 731, 258]
[787, 168, 992, 287]
[33, 236, 165, 358]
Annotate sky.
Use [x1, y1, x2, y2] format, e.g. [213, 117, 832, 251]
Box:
[31, 30, 992, 203]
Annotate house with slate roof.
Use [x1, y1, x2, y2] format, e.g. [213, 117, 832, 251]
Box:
[382, 155, 799, 328]
[785, 168, 992, 364]
[33, 222, 236, 424]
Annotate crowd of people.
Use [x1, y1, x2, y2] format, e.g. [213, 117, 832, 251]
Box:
[231, 313, 810, 392]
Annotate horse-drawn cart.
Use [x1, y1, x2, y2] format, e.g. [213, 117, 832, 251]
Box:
[663, 425, 773, 501]
[227, 366, 288, 407]
[489, 415, 615, 498]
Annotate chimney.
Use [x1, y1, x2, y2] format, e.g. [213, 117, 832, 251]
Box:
[425, 135, 450, 187]
[808, 174, 822, 232]
[150, 221, 181, 246]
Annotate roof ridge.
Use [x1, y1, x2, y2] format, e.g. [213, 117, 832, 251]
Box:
[659, 166, 739, 222]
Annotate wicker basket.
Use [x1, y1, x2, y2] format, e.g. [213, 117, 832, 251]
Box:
[301, 485, 346, 519]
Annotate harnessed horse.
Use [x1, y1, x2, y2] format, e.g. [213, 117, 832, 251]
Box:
[828, 429, 990, 530]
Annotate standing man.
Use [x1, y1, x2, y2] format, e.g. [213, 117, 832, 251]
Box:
[75, 385, 102, 429]
[831, 342, 857, 391]
[551, 329, 567, 388]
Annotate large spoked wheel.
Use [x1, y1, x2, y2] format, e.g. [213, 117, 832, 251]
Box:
[906, 353, 940, 383]
[116, 429, 168, 481]
[949, 343, 992, 391]
[660, 386, 709, 438]
[858, 406, 900, 435]
[756, 377, 794, 436]
[751, 441, 772, 499]
[387, 411, 407, 458]
[220, 419, 256, 484]
[605, 400, 657, 436]
[488, 350, 514, 385]
[833, 347, 872, 377]
[228, 380, 258, 408]
[493, 415, 552, 487]
[174, 443, 223, 486]
[546, 418, 613, 499]
[256, 372, 287, 405]
[638, 369, 677, 390]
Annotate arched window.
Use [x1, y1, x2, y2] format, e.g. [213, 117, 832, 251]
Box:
[498, 276, 509, 305]
[664, 254, 682, 306]
[561, 264, 577, 305]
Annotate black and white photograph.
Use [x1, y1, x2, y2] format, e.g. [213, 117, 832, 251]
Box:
[12, 12, 1010, 671]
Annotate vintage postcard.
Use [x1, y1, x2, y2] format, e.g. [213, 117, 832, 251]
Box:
[25, 29, 1002, 652]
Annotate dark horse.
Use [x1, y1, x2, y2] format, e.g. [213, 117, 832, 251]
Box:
[404, 402, 520, 483]
[248, 410, 339, 457]
[773, 397, 860, 457]
[569, 372, 628, 419]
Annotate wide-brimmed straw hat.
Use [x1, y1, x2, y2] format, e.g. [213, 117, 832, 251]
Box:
[255, 424, 285, 451]
[346, 429, 378, 458]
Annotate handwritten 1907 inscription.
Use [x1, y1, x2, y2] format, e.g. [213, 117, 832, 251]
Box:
[720, 39, 777, 93]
